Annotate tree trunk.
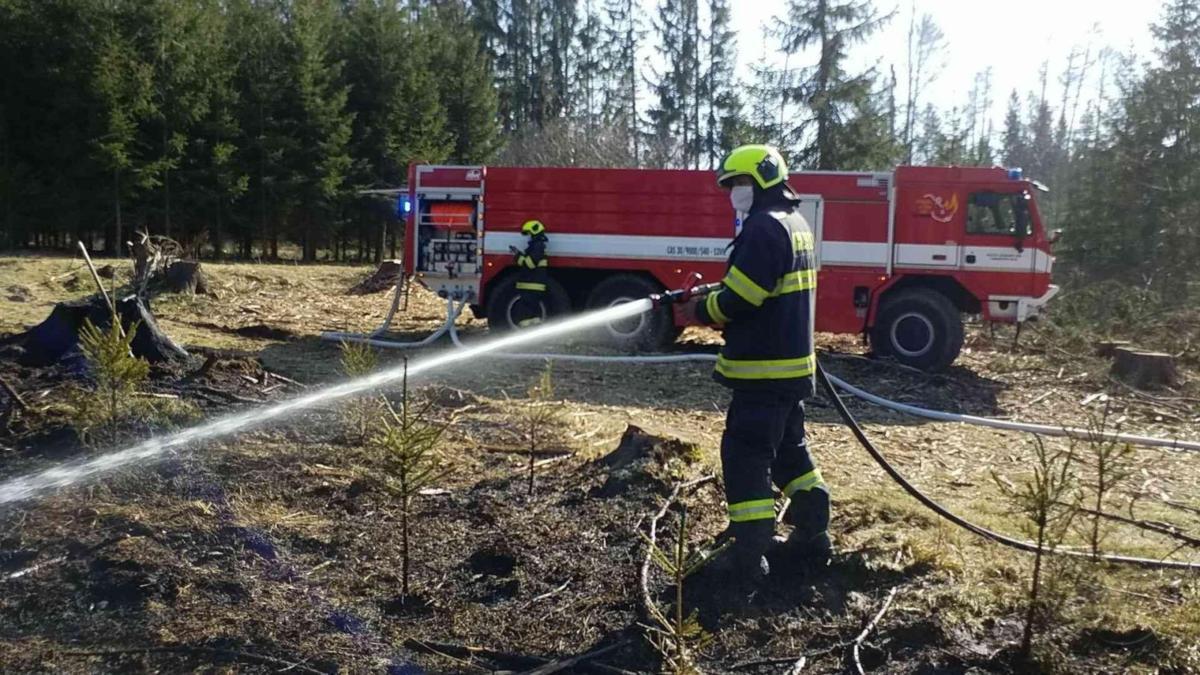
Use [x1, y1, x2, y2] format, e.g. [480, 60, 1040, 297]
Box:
[401, 493, 410, 598]
[212, 197, 224, 260]
[110, 168, 123, 256]
[376, 218, 386, 264]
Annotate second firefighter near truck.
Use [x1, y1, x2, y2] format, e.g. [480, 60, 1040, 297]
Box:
[511, 219, 550, 327]
[693, 144, 832, 590]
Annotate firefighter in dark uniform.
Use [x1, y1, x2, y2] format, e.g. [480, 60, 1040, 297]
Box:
[695, 144, 831, 585]
[512, 219, 550, 328]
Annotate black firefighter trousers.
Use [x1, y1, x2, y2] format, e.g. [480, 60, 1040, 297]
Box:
[721, 388, 830, 554]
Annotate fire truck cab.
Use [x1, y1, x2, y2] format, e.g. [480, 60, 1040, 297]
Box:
[403, 163, 1058, 371]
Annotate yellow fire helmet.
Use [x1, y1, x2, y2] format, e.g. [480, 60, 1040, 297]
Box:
[521, 220, 546, 236]
[716, 144, 788, 189]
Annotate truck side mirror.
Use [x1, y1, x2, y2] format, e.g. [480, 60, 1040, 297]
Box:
[1048, 229, 1062, 245]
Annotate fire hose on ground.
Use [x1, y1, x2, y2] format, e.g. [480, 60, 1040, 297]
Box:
[349, 276, 1200, 570]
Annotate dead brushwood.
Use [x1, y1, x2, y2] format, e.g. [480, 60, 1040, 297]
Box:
[849, 586, 900, 675]
[638, 478, 720, 675]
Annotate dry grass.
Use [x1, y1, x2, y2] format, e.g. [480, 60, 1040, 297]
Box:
[2, 254, 1199, 672]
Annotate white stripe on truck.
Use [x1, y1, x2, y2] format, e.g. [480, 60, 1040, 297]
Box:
[483, 232, 1050, 273]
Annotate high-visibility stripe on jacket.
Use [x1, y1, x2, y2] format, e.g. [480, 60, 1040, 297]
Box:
[696, 200, 816, 397]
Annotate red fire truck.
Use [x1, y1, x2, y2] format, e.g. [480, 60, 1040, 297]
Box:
[401, 164, 1059, 370]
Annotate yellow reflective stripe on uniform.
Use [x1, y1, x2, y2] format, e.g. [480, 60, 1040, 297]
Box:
[772, 268, 816, 296]
[783, 469, 825, 498]
[715, 354, 815, 380]
[517, 255, 537, 269]
[516, 282, 546, 291]
[517, 318, 543, 327]
[706, 290, 730, 324]
[537, 259, 549, 267]
[723, 266, 770, 307]
[791, 230, 814, 253]
[727, 498, 775, 522]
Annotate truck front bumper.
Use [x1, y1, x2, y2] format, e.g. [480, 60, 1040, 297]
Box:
[986, 284, 1060, 323]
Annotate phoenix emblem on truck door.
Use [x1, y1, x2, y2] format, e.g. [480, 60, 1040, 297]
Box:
[916, 193, 959, 223]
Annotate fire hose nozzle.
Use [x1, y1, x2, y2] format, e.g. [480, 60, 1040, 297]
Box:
[649, 277, 723, 308]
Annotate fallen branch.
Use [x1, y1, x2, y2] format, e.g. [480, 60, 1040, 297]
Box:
[639, 475, 715, 623]
[192, 385, 263, 405]
[402, 639, 543, 670]
[730, 645, 843, 670]
[0, 376, 28, 412]
[132, 392, 180, 400]
[3, 536, 126, 584]
[60, 645, 328, 675]
[263, 369, 305, 387]
[1163, 500, 1200, 517]
[516, 640, 629, 675]
[1059, 501, 1200, 549]
[401, 639, 631, 675]
[520, 578, 571, 610]
[850, 586, 899, 675]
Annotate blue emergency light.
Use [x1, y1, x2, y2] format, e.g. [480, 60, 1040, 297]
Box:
[1007, 167, 1023, 180]
[396, 194, 412, 218]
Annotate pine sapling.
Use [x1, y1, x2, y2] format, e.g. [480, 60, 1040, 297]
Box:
[374, 358, 451, 601]
[77, 317, 149, 441]
[640, 504, 729, 674]
[1078, 398, 1134, 559]
[522, 361, 563, 496]
[994, 435, 1081, 659]
[339, 339, 379, 443]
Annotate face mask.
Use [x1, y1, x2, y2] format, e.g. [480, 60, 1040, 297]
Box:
[729, 185, 754, 213]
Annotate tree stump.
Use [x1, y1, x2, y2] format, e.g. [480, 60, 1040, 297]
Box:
[592, 424, 704, 497]
[164, 261, 208, 295]
[10, 294, 188, 367]
[350, 260, 404, 294]
[1095, 340, 1132, 359]
[1110, 347, 1180, 390]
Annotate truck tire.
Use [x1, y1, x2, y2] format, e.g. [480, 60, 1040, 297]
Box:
[585, 274, 676, 351]
[485, 275, 570, 333]
[869, 289, 964, 371]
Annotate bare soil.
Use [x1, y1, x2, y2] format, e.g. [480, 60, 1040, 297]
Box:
[0, 255, 1198, 674]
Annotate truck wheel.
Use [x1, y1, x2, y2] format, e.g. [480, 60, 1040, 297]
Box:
[485, 276, 570, 333]
[585, 274, 676, 351]
[869, 289, 964, 371]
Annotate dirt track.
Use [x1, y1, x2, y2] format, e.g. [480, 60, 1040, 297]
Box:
[1, 257, 1198, 673]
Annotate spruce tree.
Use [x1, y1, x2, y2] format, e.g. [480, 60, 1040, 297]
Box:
[599, 0, 643, 161]
[703, 0, 741, 168]
[285, 0, 354, 262]
[426, 3, 500, 163]
[774, 0, 890, 169]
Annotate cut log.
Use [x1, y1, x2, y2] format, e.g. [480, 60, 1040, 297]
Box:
[350, 259, 403, 295]
[1095, 340, 1132, 359]
[163, 261, 207, 295]
[12, 294, 188, 367]
[1110, 348, 1180, 390]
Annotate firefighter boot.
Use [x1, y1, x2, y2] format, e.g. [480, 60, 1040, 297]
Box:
[699, 519, 773, 594]
[770, 487, 833, 574]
